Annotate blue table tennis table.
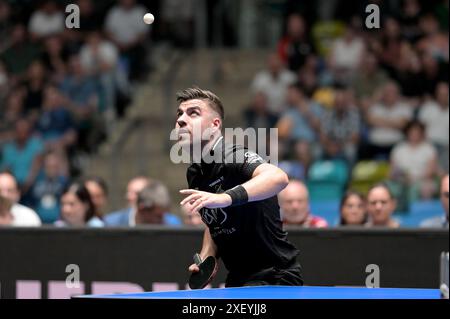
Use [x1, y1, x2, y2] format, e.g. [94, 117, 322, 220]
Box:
[77, 286, 442, 299]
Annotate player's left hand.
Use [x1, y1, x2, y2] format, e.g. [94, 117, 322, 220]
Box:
[180, 189, 232, 214]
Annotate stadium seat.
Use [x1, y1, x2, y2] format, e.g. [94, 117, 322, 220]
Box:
[307, 160, 349, 201]
[349, 161, 390, 195]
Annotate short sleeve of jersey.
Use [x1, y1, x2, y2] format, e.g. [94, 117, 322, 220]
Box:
[223, 145, 266, 180]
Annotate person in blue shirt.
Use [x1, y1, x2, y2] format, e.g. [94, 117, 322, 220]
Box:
[36, 85, 77, 150]
[104, 176, 181, 227]
[27, 150, 69, 224]
[0, 118, 44, 187]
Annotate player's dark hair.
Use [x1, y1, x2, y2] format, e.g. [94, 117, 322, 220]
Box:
[62, 182, 97, 223]
[176, 87, 225, 121]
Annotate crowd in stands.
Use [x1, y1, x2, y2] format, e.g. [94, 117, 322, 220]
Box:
[0, 0, 448, 229]
[246, 0, 449, 225]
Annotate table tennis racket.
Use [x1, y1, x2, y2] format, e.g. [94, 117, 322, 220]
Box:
[188, 253, 218, 290]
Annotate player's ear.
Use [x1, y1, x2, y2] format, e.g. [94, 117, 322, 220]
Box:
[211, 117, 222, 130]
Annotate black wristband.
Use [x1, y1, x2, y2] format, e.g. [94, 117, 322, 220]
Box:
[225, 185, 249, 207]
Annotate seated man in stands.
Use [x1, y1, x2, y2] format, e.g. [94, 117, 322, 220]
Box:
[0, 195, 14, 226]
[421, 175, 449, 228]
[278, 180, 328, 228]
[366, 183, 400, 228]
[134, 182, 177, 226]
[104, 176, 181, 226]
[0, 171, 41, 227]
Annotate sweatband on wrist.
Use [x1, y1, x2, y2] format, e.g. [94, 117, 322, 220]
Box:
[225, 185, 249, 207]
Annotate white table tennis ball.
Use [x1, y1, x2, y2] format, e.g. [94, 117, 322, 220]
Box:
[143, 13, 155, 25]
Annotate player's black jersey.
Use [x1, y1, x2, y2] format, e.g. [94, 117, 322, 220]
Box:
[186, 136, 300, 277]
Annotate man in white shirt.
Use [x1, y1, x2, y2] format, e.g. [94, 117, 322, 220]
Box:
[251, 53, 297, 115]
[366, 82, 414, 159]
[0, 171, 41, 227]
[104, 0, 149, 81]
[28, 0, 65, 41]
[419, 82, 449, 171]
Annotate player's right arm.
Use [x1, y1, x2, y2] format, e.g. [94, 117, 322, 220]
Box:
[188, 228, 217, 273]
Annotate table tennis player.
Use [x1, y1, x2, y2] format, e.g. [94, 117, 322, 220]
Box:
[175, 87, 303, 288]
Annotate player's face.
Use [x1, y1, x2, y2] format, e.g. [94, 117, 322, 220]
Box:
[175, 99, 217, 146]
[367, 188, 396, 225]
[61, 192, 88, 226]
[341, 195, 366, 225]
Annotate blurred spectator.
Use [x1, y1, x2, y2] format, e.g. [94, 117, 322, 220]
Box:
[338, 191, 367, 226]
[320, 87, 360, 163]
[416, 13, 449, 63]
[0, 0, 13, 53]
[277, 83, 324, 164]
[421, 174, 449, 228]
[351, 52, 389, 101]
[0, 60, 10, 100]
[104, 0, 149, 81]
[373, 17, 403, 77]
[251, 53, 296, 115]
[366, 183, 400, 228]
[0, 91, 25, 146]
[329, 25, 365, 84]
[60, 55, 104, 153]
[244, 92, 278, 130]
[135, 182, 179, 226]
[0, 171, 41, 226]
[418, 82, 449, 171]
[28, 0, 65, 41]
[278, 180, 328, 228]
[0, 24, 41, 79]
[55, 182, 104, 227]
[363, 82, 414, 159]
[277, 14, 315, 72]
[399, 0, 423, 41]
[0, 118, 44, 188]
[392, 41, 423, 98]
[63, 0, 101, 50]
[420, 51, 449, 96]
[79, 31, 127, 121]
[105, 176, 181, 226]
[22, 60, 48, 119]
[0, 195, 13, 226]
[41, 35, 69, 81]
[36, 85, 77, 151]
[26, 150, 69, 224]
[160, 0, 195, 47]
[84, 176, 108, 218]
[390, 120, 439, 200]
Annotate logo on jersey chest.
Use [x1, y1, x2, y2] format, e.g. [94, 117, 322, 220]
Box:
[201, 207, 228, 225]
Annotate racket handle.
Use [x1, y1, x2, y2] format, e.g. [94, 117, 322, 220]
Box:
[193, 253, 203, 266]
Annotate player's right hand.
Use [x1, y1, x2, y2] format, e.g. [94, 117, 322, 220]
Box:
[189, 263, 200, 273]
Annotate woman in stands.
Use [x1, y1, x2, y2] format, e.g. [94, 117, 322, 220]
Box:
[338, 191, 368, 226]
[55, 182, 104, 227]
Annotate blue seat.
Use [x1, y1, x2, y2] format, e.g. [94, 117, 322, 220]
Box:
[307, 160, 349, 201]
